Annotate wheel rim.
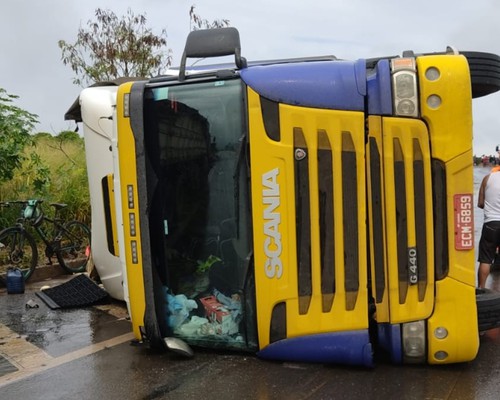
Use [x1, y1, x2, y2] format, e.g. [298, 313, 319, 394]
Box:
[0, 231, 36, 279]
[57, 223, 91, 272]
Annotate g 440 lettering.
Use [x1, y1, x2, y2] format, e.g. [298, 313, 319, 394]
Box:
[408, 247, 418, 285]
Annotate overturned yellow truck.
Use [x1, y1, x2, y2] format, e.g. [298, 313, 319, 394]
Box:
[68, 28, 500, 367]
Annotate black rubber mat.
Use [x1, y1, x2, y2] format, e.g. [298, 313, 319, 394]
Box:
[35, 274, 109, 309]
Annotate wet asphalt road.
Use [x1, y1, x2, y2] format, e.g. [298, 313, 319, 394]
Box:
[1, 273, 500, 400]
[1, 166, 499, 400]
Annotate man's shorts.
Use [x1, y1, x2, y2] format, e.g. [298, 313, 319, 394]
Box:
[477, 221, 500, 263]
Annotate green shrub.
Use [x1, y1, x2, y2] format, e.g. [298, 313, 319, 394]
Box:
[0, 132, 90, 227]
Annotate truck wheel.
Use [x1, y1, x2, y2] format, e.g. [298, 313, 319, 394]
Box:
[460, 51, 500, 98]
[476, 288, 500, 332]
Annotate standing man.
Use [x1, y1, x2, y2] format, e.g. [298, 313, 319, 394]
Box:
[477, 166, 500, 288]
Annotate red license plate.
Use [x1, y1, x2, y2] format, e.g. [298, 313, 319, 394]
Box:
[454, 194, 474, 250]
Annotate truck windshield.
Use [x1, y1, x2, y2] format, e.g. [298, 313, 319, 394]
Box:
[143, 78, 254, 349]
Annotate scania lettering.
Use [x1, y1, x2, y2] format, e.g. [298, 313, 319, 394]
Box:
[66, 28, 500, 367]
[262, 167, 282, 279]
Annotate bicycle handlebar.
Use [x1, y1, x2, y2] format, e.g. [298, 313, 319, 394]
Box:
[1, 200, 27, 207]
[1, 200, 66, 224]
[0, 200, 44, 207]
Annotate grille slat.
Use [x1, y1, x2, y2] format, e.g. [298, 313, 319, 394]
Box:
[412, 139, 428, 301]
[393, 138, 409, 304]
[342, 133, 360, 311]
[369, 137, 386, 303]
[318, 130, 336, 312]
[294, 128, 312, 315]
[432, 160, 448, 280]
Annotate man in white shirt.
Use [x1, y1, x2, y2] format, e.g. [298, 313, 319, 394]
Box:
[477, 166, 500, 288]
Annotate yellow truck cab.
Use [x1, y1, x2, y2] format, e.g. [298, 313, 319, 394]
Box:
[71, 28, 500, 367]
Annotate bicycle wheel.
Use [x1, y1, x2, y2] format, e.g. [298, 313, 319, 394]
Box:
[0, 226, 38, 281]
[55, 221, 91, 273]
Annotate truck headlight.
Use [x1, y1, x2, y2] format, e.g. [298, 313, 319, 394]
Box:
[391, 57, 419, 117]
[402, 320, 426, 363]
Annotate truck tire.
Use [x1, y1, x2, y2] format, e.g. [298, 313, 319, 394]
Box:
[460, 51, 500, 98]
[476, 288, 500, 332]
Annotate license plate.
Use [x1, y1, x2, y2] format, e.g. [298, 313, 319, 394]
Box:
[454, 194, 474, 250]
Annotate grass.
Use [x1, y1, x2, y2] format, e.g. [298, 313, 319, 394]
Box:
[0, 132, 90, 228]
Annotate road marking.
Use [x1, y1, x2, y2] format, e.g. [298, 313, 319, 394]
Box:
[0, 323, 134, 388]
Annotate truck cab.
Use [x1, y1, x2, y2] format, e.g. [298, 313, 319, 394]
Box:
[72, 28, 500, 366]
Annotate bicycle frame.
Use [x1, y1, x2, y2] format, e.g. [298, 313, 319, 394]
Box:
[12, 201, 76, 264]
[29, 216, 66, 261]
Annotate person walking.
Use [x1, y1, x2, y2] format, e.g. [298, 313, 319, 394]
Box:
[477, 166, 500, 288]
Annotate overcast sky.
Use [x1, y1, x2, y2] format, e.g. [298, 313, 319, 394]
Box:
[1, 0, 500, 156]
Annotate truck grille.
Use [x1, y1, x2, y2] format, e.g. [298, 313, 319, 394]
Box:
[368, 118, 434, 323]
[294, 128, 360, 314]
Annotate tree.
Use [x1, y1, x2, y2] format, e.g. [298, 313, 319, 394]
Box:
[189, 5, 230, 30]
[58, 8, 172, 86]
[0, 88, 38, 182]
[59, 7, 230, 86]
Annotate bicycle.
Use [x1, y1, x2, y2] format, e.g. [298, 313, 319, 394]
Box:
[0, 199, 91, 282]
